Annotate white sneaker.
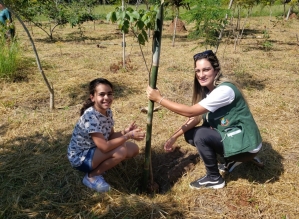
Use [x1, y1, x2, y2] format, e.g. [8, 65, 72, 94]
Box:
[82, 174, 110, 192]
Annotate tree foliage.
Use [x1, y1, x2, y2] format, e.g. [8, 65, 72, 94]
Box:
[107, 5, 159, 45]
[182, 0, 230, 48]
[164, 0, 190, 15]
[5, 0, 98, 40]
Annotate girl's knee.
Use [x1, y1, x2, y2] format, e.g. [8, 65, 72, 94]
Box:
[126, 143, 139, 158]
[114, 145, 128, 160]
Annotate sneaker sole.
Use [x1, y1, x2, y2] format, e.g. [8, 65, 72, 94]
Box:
[218, 161, 242, 174]
[189, 181, 225, 190]
[228, 161, 242, 172]
[251, 157, 264, 168]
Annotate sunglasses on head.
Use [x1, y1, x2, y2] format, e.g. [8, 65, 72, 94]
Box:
[193, 50, 214, 61]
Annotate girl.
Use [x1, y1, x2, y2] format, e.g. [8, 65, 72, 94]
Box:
[146, 50, 262, 189]
[68, 78, 145, 192]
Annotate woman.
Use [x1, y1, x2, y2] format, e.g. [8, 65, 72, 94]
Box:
[146, 50, 262, 189]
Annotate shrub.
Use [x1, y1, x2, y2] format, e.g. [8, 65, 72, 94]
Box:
[0, 29, 20, 80]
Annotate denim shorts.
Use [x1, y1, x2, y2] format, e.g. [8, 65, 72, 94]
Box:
[74, 147, 96, 173]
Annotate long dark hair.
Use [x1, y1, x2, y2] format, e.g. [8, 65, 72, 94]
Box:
[80, 78, 113, 116]
[192, 50, 247, 106]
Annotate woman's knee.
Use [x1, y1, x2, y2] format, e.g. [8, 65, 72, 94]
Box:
[184, 127, 209, 146]
[184, 128, 196, 146]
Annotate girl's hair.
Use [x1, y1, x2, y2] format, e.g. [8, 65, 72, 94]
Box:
[192, 50, 241, 105]
[80, 78, 113, 116]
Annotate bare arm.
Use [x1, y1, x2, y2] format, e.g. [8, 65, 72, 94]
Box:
[146, 86, 209, 117]
[91, 127, 145, 153]
[91, 132, 126, 153]
[164, 116, 202, 152]
[172, 116, 202, 139]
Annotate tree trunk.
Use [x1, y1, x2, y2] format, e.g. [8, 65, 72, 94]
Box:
[172, 14, 178, 47]
[122, 0, 126, 69]
[285, 6, 292, 20]
[141, 2, 164, 193]
[215, 0, 234, 53]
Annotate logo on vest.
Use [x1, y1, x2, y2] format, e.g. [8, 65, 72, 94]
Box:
[220, 117, 229, 126]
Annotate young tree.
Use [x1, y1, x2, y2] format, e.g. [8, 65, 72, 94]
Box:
[107, 2, 164, 193]
[142, 1, 164, 193]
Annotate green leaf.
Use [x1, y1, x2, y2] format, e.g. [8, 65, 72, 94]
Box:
[136, 20, 145, 30]
[106, 11, 117, 22]
[142, 29, 148, 42]
[131, 11, 140, 20]
[137, 33, 145, 45]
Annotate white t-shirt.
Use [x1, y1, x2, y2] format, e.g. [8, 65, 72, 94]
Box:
[199, 85, 261, 153]
[199, 85, 235, 112]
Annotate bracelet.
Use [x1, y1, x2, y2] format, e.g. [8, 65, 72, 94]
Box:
[158, 96, 165, 105]
[131, 131, 134, 139]
[123, 135, 128, 140]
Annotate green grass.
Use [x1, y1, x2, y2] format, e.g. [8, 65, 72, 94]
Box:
[0, 35, 20, 80]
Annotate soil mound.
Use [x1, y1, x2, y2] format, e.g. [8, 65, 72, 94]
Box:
[169, 18, 187, 32]
[289, 13, 297, 19]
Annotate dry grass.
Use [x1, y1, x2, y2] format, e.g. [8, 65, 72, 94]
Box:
[1, 15, 299, 219]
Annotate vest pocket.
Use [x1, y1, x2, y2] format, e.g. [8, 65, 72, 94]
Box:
[221, 126, 248, 157]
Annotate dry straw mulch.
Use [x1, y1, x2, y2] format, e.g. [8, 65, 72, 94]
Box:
[0, 16, 299, 219]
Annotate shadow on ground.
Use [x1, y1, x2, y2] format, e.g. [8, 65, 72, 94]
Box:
[225, 141, 284, 184]
[151, 146, 200, 193]
[149, 140, 283, 194]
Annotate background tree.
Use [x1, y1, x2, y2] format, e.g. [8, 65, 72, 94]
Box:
[164, 0, 190, 46]
[1, 0, 55, 109]
[107, 4, 158, 72]
[7, 0, 98, 40]
[15, 0, 69, 40]
[182, 0, 229, 48]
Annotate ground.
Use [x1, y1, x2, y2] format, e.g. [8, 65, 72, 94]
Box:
[151, 146, 199, 193]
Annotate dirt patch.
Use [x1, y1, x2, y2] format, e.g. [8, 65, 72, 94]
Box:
[169, 18, 187, 32]
[151, 147, 200, 193]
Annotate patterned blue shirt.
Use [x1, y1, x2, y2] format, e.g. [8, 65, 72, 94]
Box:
[67, 107, 114, 167]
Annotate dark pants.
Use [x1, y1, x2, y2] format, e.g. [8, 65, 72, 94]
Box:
[184, 126, 257, 179]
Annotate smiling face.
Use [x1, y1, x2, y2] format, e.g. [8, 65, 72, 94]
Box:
[90, 83, 113, 115]
[195, 58, 218, 91]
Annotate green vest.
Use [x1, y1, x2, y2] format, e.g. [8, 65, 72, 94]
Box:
[206, 82, 262, 157]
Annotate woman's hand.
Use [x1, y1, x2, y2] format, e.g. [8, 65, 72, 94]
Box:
[146, 86, 162, 102]
[164, 137, 177, 152]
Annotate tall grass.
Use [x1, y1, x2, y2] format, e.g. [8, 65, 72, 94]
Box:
[0, 33, 20, 80]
